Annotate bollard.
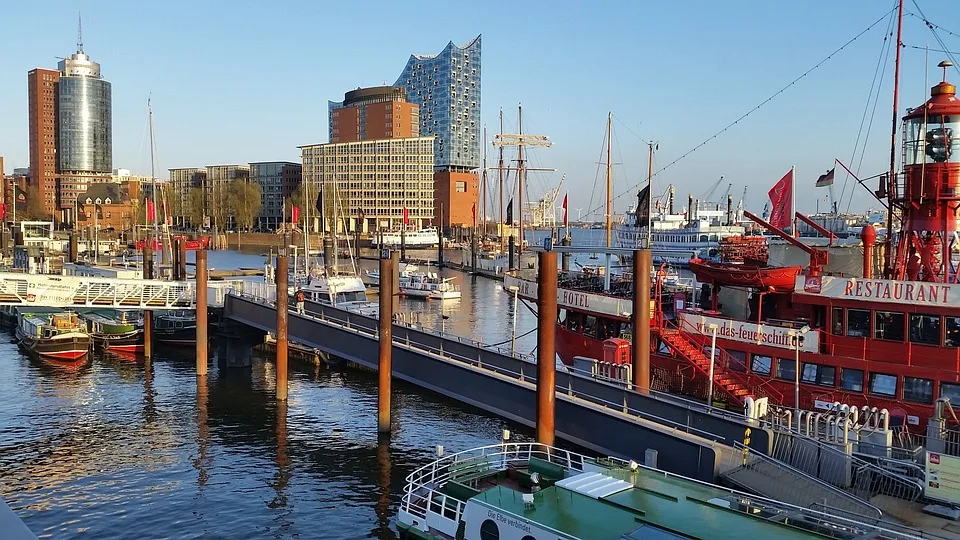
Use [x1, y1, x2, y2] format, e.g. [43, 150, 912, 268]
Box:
[196, 249, 209, 376]
[632, 249, 651, 393]
[143, 235, 154, 359]
[378, 254, 394, 434]
[537, 250, 558, 445]
[276, 253, 289, 401]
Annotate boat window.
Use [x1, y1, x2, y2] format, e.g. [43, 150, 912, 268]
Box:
[940, 382, 960, 405]
[479, 519, 500, 540]
[831, 307, 844, 336]
[558, 309, 566, 325]
[620, 323, 632, 339]
[874, 311, 905, 342]
[583, 316, 598, 338]
[840, 368, 864, 392]
[904, 376, 934, 403]
[910, 314, 941, 345]
[776, 358, 795, 381]
[869, 372, 897, 397]
[565, 312, 582, 333]
[726, 350, 747, 373]
[846, 309, 870, 337]
[751, 354, 772, 376]
[598, 319, 619, 340]
[802, 363, 836, 387]
[946, 317, 960, 347]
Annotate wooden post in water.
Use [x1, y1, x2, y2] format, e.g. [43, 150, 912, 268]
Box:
[537, 250, 558, 445]
[171, 238, 180, 280]
[391, 250, 400, 315]
[179, 239, 188, 280]
[436, 203, 444, 269]
[196, 249, 209, 376]
[143, 235, 154, 359]
[276, 253, 289, 401]
[632, 249, 651, 393]
[378, 253, 394, 434]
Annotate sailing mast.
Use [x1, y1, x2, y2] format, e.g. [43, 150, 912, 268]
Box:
[517, 104, 524, 255]
[498, 109, 505, 251]
[481, 126, 487, 238]
[147, 98, 160, 261]
[884, 0, 904, 277]
[605, 112, 612, 247]
[646, 142, 655, 249]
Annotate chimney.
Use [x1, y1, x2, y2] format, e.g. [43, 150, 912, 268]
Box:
[669, 186, 675, 215]
[726, 194, 733, 226]
[687, 194, 694, 225]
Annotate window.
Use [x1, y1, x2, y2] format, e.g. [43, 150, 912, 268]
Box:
[479, 520, 500, 540]
[941, 382, 960, 404]
[831, 307, 844, 336]
[946, 317, 960, 347]
[911, 314, 941, 345]
[802, 363, 836, 387]
[869, 373, 898, 397]
[726, 350, 747, 373]
[904, 377, 934, 403]
[751, 354, 771, 376]
[841, 368, 864, 392]
[874, 311, 905, 341]
[847, 309, 870, 337]
[598, 319, 619, 340]
[583, 316, 597, 338]
[565, 312, 581, 333]
[455, 181, 467, 193]
[776, 358, 795, 381]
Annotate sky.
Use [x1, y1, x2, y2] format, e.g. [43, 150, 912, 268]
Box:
[1, 0, 958, 220]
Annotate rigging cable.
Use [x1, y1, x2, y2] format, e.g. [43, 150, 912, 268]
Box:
[575, 6, 899, 222]
[908, 3, 960, 77]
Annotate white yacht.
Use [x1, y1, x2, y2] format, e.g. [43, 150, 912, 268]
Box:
[364, 262, 421, 287]
[371, 227, 441, 248]
[299, 274, 379, 317]
[401, 272, 461, 300]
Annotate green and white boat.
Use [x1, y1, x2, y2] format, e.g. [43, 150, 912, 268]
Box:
[80, 311, 143, 353]
[397, 442, 917, 540]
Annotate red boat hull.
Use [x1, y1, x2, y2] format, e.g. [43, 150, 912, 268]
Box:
[135, 237, 211, 251]
[688, 259, 801, 291]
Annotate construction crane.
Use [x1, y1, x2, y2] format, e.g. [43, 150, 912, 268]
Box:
[530, 174, 565, 228]
[701, 175, 727, 202]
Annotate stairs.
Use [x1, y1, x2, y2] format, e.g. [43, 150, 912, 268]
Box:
[659, 329, 752, 405]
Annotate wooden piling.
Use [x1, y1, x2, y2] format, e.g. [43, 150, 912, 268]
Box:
[378, 254, 394, 434]
[537, 250, 558, 445]
[178, 239, 188, 280]
[632, 249, 651, 393]
[391, 250, 400, 315]
[143, 235, 154, 359]
[196, 249, 209, 376]
[276, 253, 289, 401]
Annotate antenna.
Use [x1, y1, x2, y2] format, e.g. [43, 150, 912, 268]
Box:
[77, 12, 84, 52]
[940, 60, 954, 83]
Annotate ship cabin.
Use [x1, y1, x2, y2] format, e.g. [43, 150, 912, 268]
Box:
[690, 273, 960, 425]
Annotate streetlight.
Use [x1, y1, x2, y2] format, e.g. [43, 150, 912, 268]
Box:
[707, 323, 718, 406]
[788, 326, 811, 418]
[507, 285, 520, 356]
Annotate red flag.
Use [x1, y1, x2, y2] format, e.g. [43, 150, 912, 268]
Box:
[0, 204, 6, 220]
[767, 169, 793, 230]
[403, 207, 409, 225]
[562, 193, 568, 227]
[291, 205, 300, 223]
[145, 199, 156, 222]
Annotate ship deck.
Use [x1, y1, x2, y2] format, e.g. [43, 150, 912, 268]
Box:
[473, 465, 882, 539]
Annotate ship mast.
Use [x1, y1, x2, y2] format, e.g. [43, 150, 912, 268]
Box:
[605, 112, 612, 248]
[884, 0, 904, 277]
[518, 104, 524, 256]
[481, 126, 487, 237]
[498, 109, 504, 251]
[646, 142, 655, 249]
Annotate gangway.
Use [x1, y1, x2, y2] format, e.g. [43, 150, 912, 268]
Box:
[0, 273, 195, 308]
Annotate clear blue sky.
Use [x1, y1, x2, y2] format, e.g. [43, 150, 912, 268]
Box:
[1, 0, 957, 219]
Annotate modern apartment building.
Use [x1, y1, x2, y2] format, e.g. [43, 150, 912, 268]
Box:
[328, 86, 420, 144]
[300, 137, 435, 233]
[27, 35, 112, 223]
[250, 161, 302, 230]
[394, 36, 481, 229]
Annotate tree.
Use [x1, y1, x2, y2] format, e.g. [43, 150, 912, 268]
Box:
[228, 180, 261, 247]
[209, 181, 231, 232]
[23, 185, 50, 220]
[286, 180, 352, 233]
[186, 188, 206, 229]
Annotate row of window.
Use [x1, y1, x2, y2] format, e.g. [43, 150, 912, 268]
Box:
[740, 350, 953, 404]
[831, 307, 960, 346]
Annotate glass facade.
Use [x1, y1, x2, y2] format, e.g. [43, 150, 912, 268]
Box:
[251, 162, 302, 230]
[58, 76, 112, 173]
[395, 36, 480, 171]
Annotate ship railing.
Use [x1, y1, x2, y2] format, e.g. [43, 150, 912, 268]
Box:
[671, 317, 787, 404]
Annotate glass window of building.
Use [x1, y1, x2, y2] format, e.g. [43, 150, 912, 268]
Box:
[910, 314, 941, 345]
[841, 368, 864, 392]
[874, 311, 905, 341]
[903, 377, 934, 403]
[847, 309, 870, 337]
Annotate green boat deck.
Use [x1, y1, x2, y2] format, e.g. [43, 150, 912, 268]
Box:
[472, 464, 870, 540]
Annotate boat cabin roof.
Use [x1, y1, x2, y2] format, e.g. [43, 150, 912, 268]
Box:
[473, 465, 882, 539]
